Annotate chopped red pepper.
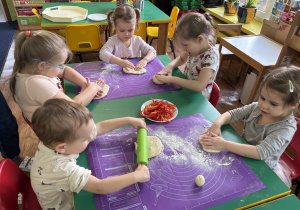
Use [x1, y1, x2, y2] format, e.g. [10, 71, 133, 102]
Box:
[140, 98, 176, 122]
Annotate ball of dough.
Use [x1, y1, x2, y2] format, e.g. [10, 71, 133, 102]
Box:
[134, 136, 164, 158]
[198, 137, 221, 153]
[195, 175, 205, 187]
[152, 75, 164, 85]
[123, 67, 146, 74]
[94, 84, 110, 99]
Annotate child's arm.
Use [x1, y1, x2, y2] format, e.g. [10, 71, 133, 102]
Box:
[99, 37, 135, 69]
[53, 77, 104, 106]
[199, 132, 261, 159]
[202, 112, 232, 136]
[135, 51, 156, 70]
[58, 66, 88, 91]
[96, 117, 147, 135]
[110, 56, 136, 69]
[156, 67, 213, 92]
[83, 164, 150, 194]
[157, 51, 189, 76]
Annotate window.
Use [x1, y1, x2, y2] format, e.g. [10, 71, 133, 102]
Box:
[239, 0, 276, 21]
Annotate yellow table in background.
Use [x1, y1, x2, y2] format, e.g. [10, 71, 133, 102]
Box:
[201, 5, 263, 35]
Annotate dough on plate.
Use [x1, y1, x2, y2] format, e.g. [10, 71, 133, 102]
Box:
[152, 75, 164, 84]
[195, 175, 205, 187]
[123, 67, 146, 74]
[94, 84, 110, 99]
[134, 136, 164, 158]
[198, 137, 221, 153]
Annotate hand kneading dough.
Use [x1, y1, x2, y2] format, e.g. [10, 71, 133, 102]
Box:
[94, 84, 110, 99]
[195, 175, 205, 187]
[152, 75, 164, 84]
[123, 67, 146, 74]
[134, 136, 164, 158]
[198, 137, 221, 153]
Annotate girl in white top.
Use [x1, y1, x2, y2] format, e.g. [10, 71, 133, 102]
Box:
[100, 6, 156, 70]
[155, 12, 219, 100]
[9, 30, 105, 122]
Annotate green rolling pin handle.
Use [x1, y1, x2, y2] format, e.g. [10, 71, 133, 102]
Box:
[136, 128, 148, 166]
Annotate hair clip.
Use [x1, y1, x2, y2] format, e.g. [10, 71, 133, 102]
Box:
[25, 31, 30, 38]
[195, 17, 201, 22]
[33, 32, 41, 36]
[203, 13, 206, 18]
[289, 80, 294, 93]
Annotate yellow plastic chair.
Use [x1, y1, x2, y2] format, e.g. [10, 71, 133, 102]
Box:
[134, 22, 146, 42]
[65, 25, 102, 62]
[147, 6, 179, 58]
[32, 8, 66, 38]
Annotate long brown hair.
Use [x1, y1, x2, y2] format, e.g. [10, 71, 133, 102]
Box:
[9, 30, 72, 101]
[107, 5, 141, 33]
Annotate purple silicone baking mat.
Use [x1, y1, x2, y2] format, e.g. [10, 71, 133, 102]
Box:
[86, 113, 266, 210]
[73, 57, 180, 102]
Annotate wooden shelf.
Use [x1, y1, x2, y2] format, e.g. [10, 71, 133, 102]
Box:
[276, 11, 300, 66]
[18, 24, 41, 31]
[15, 3, 43, 7]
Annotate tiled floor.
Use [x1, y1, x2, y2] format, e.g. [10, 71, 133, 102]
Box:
[0, 26, 299, 197]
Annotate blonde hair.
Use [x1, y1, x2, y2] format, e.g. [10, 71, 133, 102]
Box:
[32, 98, 93, 147]
[175, 12, 215, 45]
[9, 30, 72, 101]
[107, 6, 141, 33]
[260, 66, 300, 107]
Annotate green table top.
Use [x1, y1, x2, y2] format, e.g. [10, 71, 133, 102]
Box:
[65, 55, 290, 210]
[249, 194, 300, 209]
[41, 1, 171, 27]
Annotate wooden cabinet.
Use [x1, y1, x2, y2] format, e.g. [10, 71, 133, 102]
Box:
[276, 11, 300, 66]
[11, 0, 42, 31]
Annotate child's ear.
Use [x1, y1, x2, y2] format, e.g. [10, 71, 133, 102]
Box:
[37, 61, 46, 72]
[290, 101, 300, 110]
[197, 35, 204, 43]
[54, 142, 67, 154]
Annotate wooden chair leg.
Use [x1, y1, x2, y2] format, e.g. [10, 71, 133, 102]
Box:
[217, 54, 223, 78]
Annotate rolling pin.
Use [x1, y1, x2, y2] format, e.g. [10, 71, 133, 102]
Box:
[136, 128, 148, 166]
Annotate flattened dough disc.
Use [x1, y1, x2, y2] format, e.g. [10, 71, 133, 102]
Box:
[123, 67, 146, 74]
[135, 136, 164, 158]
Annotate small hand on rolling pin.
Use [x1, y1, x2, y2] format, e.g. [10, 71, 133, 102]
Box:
[133, 163, 150, 182]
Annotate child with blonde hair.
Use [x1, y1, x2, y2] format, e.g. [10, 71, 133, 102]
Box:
[199, 66, 300, 187]
[100, 5, 156, 70]
[9, 30, 105, 122]
[31, 98, 150, 210]
[155, 12, 219, 100]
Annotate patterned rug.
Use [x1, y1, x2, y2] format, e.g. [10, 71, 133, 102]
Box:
[0, 21, 17, 76]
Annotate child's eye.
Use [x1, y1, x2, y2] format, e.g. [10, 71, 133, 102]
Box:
[270, 103, 278, 106]
[260, 96, 265, 101]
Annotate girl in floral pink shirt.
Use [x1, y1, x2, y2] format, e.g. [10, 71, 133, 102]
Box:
[155, 12, 219, 100]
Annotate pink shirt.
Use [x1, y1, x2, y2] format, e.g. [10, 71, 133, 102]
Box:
[15, 73, 63, 122]
[99, 35, 156, 63]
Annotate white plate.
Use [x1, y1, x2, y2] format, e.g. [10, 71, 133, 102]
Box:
[140, 99, 178, 122]
[87, 13, 107, 21]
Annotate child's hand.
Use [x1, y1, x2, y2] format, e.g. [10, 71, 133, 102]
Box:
[135, 60, 147, 70]
[121, 60, 135, 69]
[155, 74, 172, 84]
[199, 132, 225, 151]
[94, 79, 105, 97]
[201, 123, 222, 137]
[129, 117, 148, 131]
[134, 164, 150, 183]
